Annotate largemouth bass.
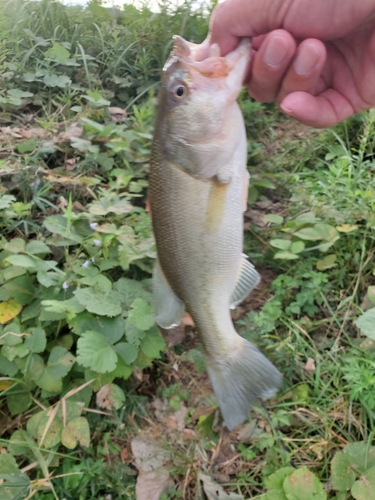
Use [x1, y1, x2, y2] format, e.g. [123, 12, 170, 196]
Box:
[149, 36, 282, 430]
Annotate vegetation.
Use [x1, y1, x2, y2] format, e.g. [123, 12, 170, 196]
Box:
[0, 0, 375, 499]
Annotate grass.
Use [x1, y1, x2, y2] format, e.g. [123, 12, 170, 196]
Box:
[0, 0, 375, 499]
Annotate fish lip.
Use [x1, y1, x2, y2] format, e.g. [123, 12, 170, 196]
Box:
[166, 35, 251, 85]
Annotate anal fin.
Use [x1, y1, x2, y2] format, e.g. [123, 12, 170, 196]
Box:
[153, 258, 185, 329]
[230, 254, 261, 309]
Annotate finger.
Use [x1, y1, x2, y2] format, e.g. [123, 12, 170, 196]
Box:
[277, 39, 327, 102]
[248, 30, 297, 102]
[280, 90, 355, 128]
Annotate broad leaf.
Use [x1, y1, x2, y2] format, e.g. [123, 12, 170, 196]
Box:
[77, 331, 117, 372]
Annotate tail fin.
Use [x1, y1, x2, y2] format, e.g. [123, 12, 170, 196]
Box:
[206, 339, 282, 430]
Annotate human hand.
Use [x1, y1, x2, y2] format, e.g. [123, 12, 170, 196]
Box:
[199, 0, 375, 128]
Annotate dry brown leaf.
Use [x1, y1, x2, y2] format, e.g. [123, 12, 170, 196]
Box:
[0, 126, 22, 138]
[166, 415, 177, 430]
[60, 125, 83, 141]
[64, 158, 78, 171]
[109, 107, 127, 123]
[58, 196, 68, 208]
[131, 434, 169, 472]
[72, 201, 85, 211]
[136, 469, 173, 500]
[303, 358, 316, 372]
[255, 199, 273, 209]
[20, 127, 46, 139]
[182, 428, 196, 440]
[245, 209, 266, 227]
[199, 473, 244, 500]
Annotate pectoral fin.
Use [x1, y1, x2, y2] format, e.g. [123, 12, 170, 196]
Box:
[153, 259, 185, 329]
[230, 254, 261, 309]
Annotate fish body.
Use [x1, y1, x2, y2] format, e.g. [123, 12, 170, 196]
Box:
[149, 36, 282, 429]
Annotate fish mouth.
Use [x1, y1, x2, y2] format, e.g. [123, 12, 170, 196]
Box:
[165, 35, 251, 85]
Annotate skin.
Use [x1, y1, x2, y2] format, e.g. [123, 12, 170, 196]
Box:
[197, 0, 375, 128]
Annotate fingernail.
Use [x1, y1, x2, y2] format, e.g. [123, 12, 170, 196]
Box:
[294, 44, 320, 75]
[280, 103, 294, 116]
[263, 36, 290, 68]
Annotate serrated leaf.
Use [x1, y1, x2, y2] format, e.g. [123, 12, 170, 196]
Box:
[125, 320, 146, 346]
[0, 299, 22, 324]
[355, 309, 375, 340]
[69, 312, 125, 343]
[351, 466, 375, 499]
[1, 343, 29, 361]
[114, 342, 138, 364]
[140, 326, 166, 359]
[45, 42, 70, 63]
[96, 383, 125, 410]
[61, 417, 90, 449]
[24, 327, 46, 353]
[74, 287, 122, 316]
[331, 452, 357, 491]
[283, 467, 326, 500]
[128, 298, 154, 331]
[113, 277, 151, 309]
[76, 331, 117, 372]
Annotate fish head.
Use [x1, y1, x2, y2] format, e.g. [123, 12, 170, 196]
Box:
[155, 36, 251, 176]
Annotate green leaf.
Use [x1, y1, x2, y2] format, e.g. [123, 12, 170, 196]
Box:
[7, 391, 32, 415]
[47, 346, 75, 378]
[270, 239, 291, 250]
[283, 467, 326, 500]
[114, 342, 138, 365]
[0, 453, 30, 500]
[37, 416, 63, 448]
[264, 214, 284, 225]
[140, 326, 166, 359]
[344, 442, 375, 470]
[24, 353, 44, 380]
[265, 468, 296, 491]
[5, 238, 26, 253]
[7, 430, 30, 456]
[368, 286, 375, 306]
[113, 277, 151, 309]
[16, 138, 37, 153]
[331, 451, 357, 492]
[1, 343, 29, 361]
[74, 287, 122, 317]
[290, 241, 305, 254]
[37, 270, 61, 288]
[34, 370, 62, 393]
[3, 267, 26, 281]
[351, 466, 375, 500]
[96, 383, 125, 410]
[76, 331, 117, 373]
[1, 323, 22, 346]
[125, 320, 146, 346]
[61, 417, 90, 449]
[128, 298, 154, 331]
[24, 327, 46, 353]
[0, 353, 18, 376]
[274, 251, 300, 260]
[2, 275, 35, 305]
[25, 240, 51, 255]
[69, 312, 125, 343]
[355, 309, 375, 340]
[45, 42, 70, 63]
[108, 356, 132, 380]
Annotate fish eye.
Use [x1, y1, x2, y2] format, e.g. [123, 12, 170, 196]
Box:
[170, 82, 188, 101]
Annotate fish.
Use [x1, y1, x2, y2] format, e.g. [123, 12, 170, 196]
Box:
[149, 35, 282, 430]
